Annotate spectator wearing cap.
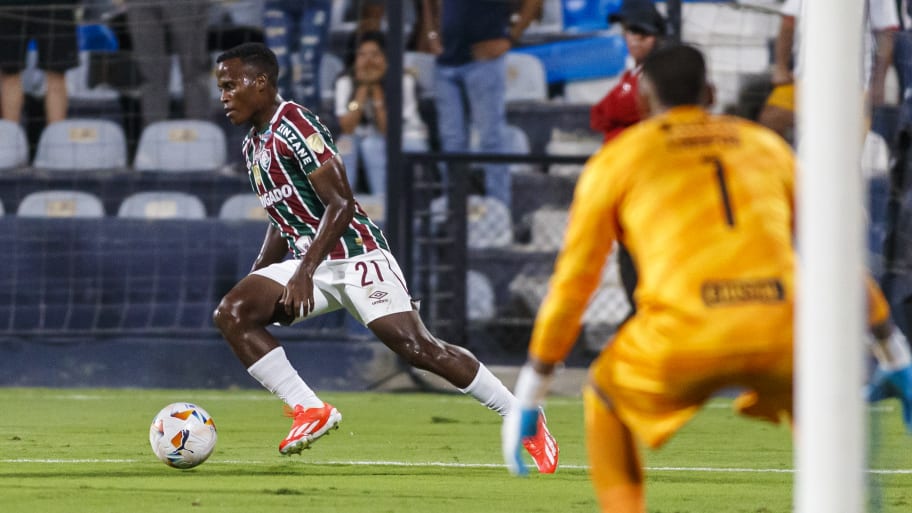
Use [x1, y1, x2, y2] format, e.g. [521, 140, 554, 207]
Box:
[590, 0, 666, 142]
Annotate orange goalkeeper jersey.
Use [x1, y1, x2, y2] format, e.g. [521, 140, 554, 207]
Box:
[529, 106, 797, 364]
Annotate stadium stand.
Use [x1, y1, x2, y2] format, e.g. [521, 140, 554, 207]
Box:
[526, 207, 569, 252]
[32, 119, 128, 171]
[218, 193, 268, 221]
[320, 53, 345, 109]
[0, 120, 29, 170]
[404, 51, 436, 100]
[133, 120, 228, 172]
[466, 269, 496, 321]
[17, 190, 106, 218]
[504, 52, 548, 103]
[117, 191, 207, 219]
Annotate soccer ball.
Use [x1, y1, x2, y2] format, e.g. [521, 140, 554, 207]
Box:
[149, 402, 218, 469]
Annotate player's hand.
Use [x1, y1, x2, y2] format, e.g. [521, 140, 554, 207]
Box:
[282, 271, 315, 319]
[866, 364, 912, 433]
[501, 406, 541, 476]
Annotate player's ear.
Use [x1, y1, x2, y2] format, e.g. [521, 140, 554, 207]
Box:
[255, 73, 268, 92]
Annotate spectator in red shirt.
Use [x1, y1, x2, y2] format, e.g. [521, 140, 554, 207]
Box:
[590, 1, 666, 142]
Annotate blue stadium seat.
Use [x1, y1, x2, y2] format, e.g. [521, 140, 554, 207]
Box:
[77, 24, 119, 52]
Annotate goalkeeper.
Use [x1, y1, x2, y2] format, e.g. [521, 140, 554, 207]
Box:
[501, 44, 911, 513]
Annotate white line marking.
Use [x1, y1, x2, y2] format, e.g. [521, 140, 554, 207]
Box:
[2, 459, 910, 474]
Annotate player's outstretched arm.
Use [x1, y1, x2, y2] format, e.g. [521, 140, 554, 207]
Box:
[502, 359, 555, 475]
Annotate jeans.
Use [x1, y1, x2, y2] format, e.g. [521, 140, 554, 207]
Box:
[434, 55, 511, 208]
[338, 132, 429, 196]
[264, 0, 331, 110]
[896, 31, 912, 130]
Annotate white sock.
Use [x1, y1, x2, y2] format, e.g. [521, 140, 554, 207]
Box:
[459, 364, 516, 416]
[872, 327, 912, 372]
[247, 347, 323, 409]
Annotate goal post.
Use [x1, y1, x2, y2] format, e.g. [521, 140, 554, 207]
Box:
[795, 1, 867, 512]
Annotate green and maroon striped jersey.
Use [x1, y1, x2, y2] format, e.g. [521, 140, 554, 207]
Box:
[241, 101, 389, 259]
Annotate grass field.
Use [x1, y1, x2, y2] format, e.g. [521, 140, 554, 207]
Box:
[0, 388, 909, 513]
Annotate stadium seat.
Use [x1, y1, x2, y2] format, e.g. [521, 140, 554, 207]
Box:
[218, 193, 268, 221]
[527, 207, 569, 252]
[117, 192, 207, 219]
[0, 198, 4, 216]
[404, 51, 436, 99]
[0, 120, 29, 170]
[354, 193, 386, 224]
[320, 53, 345, 107]
[133, 120, 228, 172]
[32, 119, 127, 170]
[17, 190, 105, 218]
[466, 270, 496, 321]
[505, 52, 548, 103]
[470, 124, 532, 173]
[430, 195, 514, 249]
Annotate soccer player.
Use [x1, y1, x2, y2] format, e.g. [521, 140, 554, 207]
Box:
[500, 44, 910, 512]
[211, 42, 558, 472]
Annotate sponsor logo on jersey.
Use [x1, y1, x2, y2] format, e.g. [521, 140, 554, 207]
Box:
[259, 184, 294, 208]
[251, 162, 264, 189]
[276, 123, 314, 166]
[701, 278, 785, 307]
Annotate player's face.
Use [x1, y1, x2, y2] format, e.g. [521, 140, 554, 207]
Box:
[216, 58, 264, 126]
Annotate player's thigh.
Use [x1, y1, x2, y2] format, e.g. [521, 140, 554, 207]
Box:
[336, 250, 414, 325]
[250, 259, 343, 324]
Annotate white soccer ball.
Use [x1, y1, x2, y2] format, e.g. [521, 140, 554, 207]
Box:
[149, 402, 218, 469]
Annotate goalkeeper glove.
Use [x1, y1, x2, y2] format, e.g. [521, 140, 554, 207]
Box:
[866, 364, 912, 433]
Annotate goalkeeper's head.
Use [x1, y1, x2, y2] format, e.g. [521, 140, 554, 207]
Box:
[638, 43, 714, 116]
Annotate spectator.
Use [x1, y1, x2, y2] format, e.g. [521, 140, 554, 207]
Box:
[264, 0, 331, 111]
[126, 0, 211, 128]
[343, 0, 386, 68]
[758, 0, 898, 144]
[426, 0, 542, 210]
[590, 0, 666, 142]
[0, 0, 79, 125]
[334, 31, 428, 196]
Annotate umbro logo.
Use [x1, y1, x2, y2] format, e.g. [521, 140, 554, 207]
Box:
[368, 291, 388, 300]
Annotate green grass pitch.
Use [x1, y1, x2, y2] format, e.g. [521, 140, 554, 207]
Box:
[0, 388, 909, 512]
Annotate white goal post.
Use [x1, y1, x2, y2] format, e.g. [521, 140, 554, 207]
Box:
[795, 1, 867, 512]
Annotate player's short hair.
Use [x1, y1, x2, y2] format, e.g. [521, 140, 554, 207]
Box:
[217, 43, 279, 87]
[641, 44, 707, 107]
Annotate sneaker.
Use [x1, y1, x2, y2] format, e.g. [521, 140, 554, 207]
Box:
[522, 410, 559, 474]
[279, 402, 342, 455]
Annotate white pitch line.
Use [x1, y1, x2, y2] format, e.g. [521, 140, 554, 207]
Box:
[2, 459, 910, 475]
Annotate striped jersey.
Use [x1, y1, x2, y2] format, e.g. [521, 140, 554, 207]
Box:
[241, 101, 389, 259]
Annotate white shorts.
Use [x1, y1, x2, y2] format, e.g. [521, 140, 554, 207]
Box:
[251, 248, 414, 326]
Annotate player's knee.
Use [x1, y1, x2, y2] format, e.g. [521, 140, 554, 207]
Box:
[212, 293, 251, 334]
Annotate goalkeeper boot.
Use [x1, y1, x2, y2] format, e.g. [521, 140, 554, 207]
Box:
[522, 409, 559, 474]
[279, 402, 342, 455]
[866, 365, 912, 433]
